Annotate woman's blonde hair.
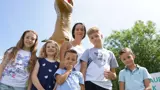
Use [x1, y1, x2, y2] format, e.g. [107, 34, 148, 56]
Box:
[39, 40, 60, 60]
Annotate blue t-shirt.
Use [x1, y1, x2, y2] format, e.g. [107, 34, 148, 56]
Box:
[119, 65, 152, 90]
[55, 68, 84, 90]
[31, 58, 59, 90]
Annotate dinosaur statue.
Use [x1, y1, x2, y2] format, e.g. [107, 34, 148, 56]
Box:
[49, 0, 73, 45]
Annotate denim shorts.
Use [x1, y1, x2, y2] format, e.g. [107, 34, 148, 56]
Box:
[0, 83, 27, 90]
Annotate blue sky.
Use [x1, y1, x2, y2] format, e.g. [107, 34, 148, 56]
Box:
[0, 0, 160, 56]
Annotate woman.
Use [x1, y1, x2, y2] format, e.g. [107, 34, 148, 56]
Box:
[60, 22, 86, 71]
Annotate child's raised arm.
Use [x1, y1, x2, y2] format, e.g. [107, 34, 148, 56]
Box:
[31, 60, 45, 90]
[55, 65, 72, 85]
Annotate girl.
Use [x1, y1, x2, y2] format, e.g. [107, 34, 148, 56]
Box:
[0, 30, 38, 90]
[31, 40, 60, 90]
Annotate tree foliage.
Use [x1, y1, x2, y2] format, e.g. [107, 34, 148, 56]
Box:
[104, 20, 160, 90]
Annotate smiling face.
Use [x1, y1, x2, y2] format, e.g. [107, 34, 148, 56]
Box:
[120, 51, 135, 66]
[23, 32, 37, 50]
[74, 24, 85, 40]
[46, 42, 58, 57]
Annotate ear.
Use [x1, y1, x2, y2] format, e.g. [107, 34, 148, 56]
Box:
[133, 54, 136, 59]
[101, 34, 103, 39]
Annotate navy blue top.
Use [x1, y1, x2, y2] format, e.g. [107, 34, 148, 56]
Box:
[31, 58, 59, 90]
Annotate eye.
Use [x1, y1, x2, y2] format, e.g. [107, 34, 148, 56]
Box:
[26, 36, 30, 39]
[31, 37, 36, 41]
[47, 46, 50, 48]
[72, 58, 76, 61]
[127, 56, 131, 59]
[80, 28, 83, 31]
[90, 37, 94, 39]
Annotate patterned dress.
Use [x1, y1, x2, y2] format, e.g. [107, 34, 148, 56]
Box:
[31, 58, 59, 90]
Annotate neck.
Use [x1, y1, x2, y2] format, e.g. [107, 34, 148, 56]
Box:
[127, 64, 136, 71]
[94, 43, 103, 48]
[23, 47, 31, 51]
[72, 39, 81, 45]
[46, 55, 55, 60]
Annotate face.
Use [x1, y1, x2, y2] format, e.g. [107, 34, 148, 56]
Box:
[64, 52, 77, 67]
[89, 32, 102, 46]
[46, 43, 57, 57]
[74, 24, 85, 39]
[23, 32, 37, 50]
[120, 52, 135, 66]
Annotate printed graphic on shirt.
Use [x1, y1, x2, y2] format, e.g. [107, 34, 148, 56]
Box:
[89, 50, 108, 68]
[2, 53, 30, 78]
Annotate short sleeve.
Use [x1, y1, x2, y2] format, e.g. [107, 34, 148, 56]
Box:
[78, 72, 84, 85]
[54, 68, 63, 79]
[80, 49, 90, 62]
[142, 68, 152, 80]
[109, 51, 119, 68]
[119, 70, 125, 82]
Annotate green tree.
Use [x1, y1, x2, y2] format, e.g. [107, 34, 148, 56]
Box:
[104, 20, 160, 90]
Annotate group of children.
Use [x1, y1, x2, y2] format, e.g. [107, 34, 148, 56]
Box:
[0, 25, 152, 90]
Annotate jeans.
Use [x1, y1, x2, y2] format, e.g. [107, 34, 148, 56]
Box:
[0, 83, 27, 90]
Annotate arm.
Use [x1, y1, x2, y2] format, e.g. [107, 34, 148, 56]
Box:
[119, 81, 125, 90]
[144, 79, 152, 90]
[27, 76, 32, 90]
[53, 83, 57, 90]
[80, 61, 87, 81]
[59, 42, 69, 68]
[56, 69, 71, 85]
[0, 52, 10, 79]
[80, 84, 85, 90]
[104, 68, 117, 80]
[31, 61, 45, 90]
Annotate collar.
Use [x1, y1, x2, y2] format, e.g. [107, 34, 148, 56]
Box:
[125, 64, 140, 70]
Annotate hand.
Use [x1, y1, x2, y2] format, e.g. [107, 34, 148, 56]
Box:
[66, 65, 73, 72]
[104, 70, 114, 80]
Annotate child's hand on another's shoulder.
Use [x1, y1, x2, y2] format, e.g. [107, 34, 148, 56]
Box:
[104, 70, 114, 80]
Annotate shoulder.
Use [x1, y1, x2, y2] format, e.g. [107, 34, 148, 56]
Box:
[61, 41, 72, 49]
[55, 61, 60, 66]
[37, 58, 46, 63]
[138, 65, 148, 71]
[74, 71, 83, 76]
[119, 68, 126, 74]
[103, 49, 114, 54]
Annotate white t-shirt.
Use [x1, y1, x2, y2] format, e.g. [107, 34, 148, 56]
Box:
[0, 49, 31, 87]
[80, 48, 119, 90]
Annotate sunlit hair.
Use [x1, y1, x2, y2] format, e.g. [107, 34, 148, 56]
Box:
[5, 30, 38, 73]
[119, 47, 134, 55]
[39, 40, 60, 60]
[87, 27, 100, 36]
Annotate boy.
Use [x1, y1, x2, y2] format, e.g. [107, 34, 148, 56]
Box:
[80, 27, 119, 90]
[55, 49, 84, 90]
[119, 47, 152, 90]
